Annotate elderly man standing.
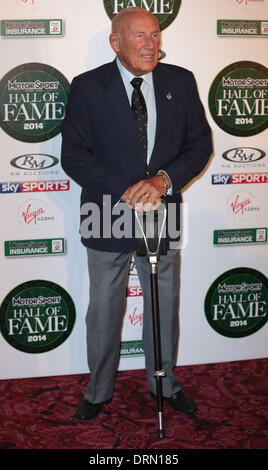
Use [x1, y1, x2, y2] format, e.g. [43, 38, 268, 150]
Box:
[61, 7, 212, 421]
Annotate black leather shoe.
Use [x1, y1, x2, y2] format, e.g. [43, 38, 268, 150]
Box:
[150, 390, 198, 415]
[75, 398, 111, 421]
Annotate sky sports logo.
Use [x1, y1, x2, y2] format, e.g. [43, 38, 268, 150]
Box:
[0, 180, 70, 193]
[126, 286, 143, 297]
[212, 173, 268, 185]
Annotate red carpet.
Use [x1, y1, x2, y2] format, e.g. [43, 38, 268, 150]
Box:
[0, 358, 267, 450]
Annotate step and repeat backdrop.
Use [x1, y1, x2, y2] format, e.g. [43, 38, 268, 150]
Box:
[0, 0, 267, 380]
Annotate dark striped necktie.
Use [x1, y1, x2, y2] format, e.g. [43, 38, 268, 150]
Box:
[131, 77, 148, 160]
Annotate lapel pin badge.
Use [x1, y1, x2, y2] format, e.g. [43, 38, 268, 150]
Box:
[166, 92, 172, 100]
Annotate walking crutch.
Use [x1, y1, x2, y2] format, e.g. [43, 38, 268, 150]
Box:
[135, 201, 167, 439]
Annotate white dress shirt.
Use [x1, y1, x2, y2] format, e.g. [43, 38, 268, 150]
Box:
[116, 57, 172, 195]
[116, 57, 156, 165]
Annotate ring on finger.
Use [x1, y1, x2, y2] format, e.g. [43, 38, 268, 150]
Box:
[144, 192, 150, 199]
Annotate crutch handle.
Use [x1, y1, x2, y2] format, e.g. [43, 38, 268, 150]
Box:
[135, 200, 167, 258]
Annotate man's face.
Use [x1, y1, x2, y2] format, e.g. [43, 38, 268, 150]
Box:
[110, 12, 161, 76]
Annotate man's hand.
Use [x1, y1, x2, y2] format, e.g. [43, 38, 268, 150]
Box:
[121, 174, 170, 211]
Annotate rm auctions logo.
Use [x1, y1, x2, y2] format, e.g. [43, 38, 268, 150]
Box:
[208, 61, 268, 137]
[10, 153, 59, 177]
[204, 267, 268, 339]
[0, 179, 69, 193]
[212, 172, 268, 184]
[10, 153, 59, 171]
[103, 0, 182, 31]
[0, 63, 70, 142]
[222, 147, 266, 164]
[0, 280, 76, 354]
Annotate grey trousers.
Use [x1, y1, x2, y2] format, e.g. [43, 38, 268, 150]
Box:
[84, 246, 181, 403]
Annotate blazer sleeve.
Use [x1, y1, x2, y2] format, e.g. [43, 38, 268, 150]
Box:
[61, 77, 127, 202]
[162, 72, 212, 192]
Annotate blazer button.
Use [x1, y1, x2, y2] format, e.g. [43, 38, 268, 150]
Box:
[146, 171, 150, 176]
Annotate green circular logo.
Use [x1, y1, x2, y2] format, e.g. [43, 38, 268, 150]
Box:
[208, 61, 268, 137]
[0, 63, 70, 142]
[0, 280, 76, 353]
[103, 0, 182, 31]
[204, 268, 267, 338]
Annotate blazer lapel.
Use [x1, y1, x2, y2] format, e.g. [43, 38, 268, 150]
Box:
[101, 61, 146, 160]
[100, 61, 177, 168]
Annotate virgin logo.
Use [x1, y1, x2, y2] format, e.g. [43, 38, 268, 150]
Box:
[18, 0, 38, 6]
[18, 199, 53, 228]
[227, 191, 260, 218]
[22, 203, 45, 224]
[231, 0, 263, 7]
[230, 194, 251, 215]
[128, 306, 143, 327]
[233, 0, 248, 5]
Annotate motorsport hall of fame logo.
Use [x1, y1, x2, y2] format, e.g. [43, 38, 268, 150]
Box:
[0, 280, 76, 354]
[0, 63, 70, 142]
[103, 0, 182, 30]
[208, 61, 268, 137]
[204, 267, 267, 339]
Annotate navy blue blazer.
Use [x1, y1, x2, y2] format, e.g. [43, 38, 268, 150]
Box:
[61, 59, 212, 252]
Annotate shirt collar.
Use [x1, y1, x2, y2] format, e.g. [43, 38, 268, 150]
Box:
[116, 57, 153, 87]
